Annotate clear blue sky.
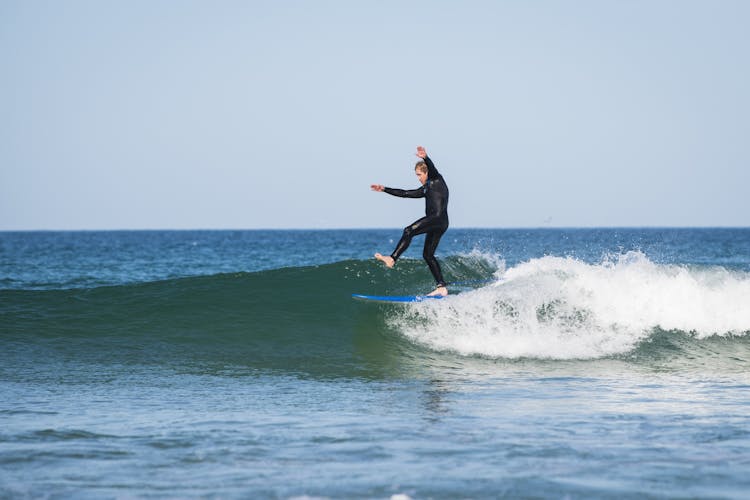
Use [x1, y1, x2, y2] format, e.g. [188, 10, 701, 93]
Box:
[2, 0, 748, 230]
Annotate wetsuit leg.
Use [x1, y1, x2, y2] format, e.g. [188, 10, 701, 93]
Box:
[423, 227, 447, 287]
[391, 217, 448, 264]
[391, 216, 437, 261]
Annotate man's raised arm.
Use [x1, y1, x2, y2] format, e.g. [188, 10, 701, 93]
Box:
[416, 146, 439, 178]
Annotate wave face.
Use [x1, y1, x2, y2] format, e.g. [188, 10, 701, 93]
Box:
[391, 251, 750, 360]
[0, 254, 495, 378]
[3, 251, 750, 375]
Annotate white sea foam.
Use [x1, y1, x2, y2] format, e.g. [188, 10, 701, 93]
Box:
[391, 251, 750, 359]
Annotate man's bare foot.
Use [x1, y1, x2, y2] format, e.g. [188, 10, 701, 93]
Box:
[374, 253, 395, 268]
[426, 286, 448, 297]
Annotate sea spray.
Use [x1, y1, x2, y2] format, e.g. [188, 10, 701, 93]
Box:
[390, 251, 750, 359]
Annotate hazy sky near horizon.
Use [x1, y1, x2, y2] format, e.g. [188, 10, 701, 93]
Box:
[2, 0, 749, 230]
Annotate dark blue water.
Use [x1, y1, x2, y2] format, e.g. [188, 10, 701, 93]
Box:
[2, 229, 750, 498]
[4, 228, 750, 289]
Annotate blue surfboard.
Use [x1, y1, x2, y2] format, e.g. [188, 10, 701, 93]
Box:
[352, 293, 445, 304]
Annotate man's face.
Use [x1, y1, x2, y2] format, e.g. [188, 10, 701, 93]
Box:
[416, 169, 428, 185]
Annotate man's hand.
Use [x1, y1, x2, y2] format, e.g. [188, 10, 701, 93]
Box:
[371, 184, 385, 192]
[416, 146, 427, 159]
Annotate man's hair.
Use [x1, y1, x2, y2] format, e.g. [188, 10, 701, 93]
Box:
[415, 161, 428, 174]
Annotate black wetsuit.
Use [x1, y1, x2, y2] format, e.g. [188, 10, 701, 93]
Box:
[384, 155, 449, 288]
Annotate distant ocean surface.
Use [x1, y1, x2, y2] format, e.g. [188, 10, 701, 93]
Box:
[2, 228, 750, 498]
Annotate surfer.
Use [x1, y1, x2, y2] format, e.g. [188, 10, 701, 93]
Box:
[371, 146, 449, 297]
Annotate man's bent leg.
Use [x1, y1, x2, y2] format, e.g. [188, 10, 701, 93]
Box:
[391, 217, 431, 262]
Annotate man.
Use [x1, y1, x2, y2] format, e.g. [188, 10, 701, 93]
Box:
[371, 146, 450, 297]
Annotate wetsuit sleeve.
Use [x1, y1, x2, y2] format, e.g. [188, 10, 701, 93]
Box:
[424, 155, 440, 179]
[383, 187, 425, 198]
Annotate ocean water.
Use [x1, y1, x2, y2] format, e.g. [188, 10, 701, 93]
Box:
[2, 228, 750, 499]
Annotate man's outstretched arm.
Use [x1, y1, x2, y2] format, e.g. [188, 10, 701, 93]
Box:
[372, 184, 424, 198]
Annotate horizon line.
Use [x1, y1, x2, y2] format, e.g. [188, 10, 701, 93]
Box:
[2, 225, 749, 232]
